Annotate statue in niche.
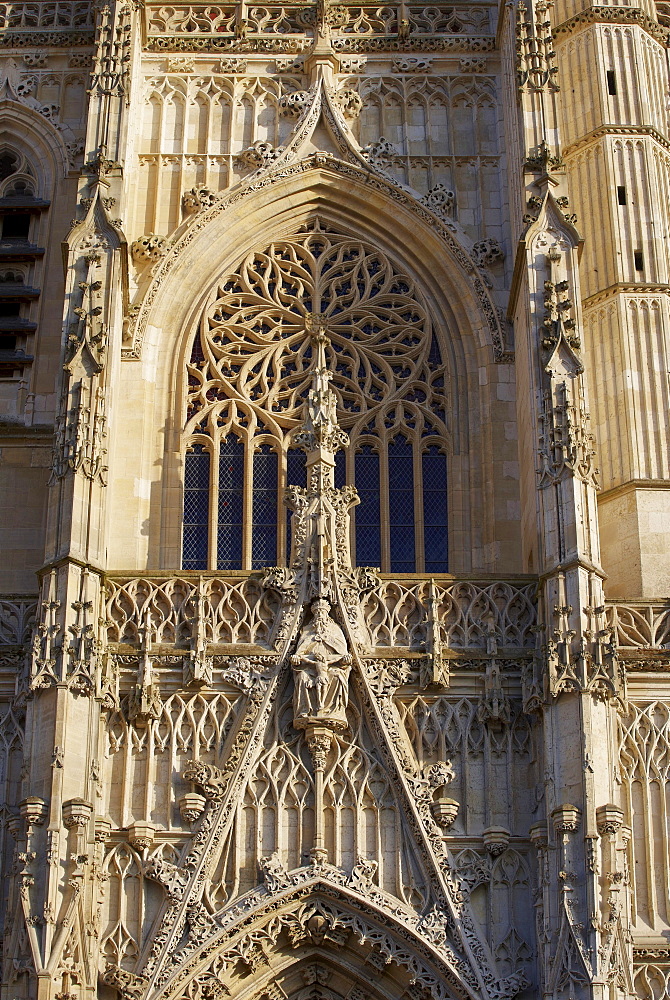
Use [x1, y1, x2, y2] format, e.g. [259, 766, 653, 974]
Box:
[291, 599, 352, 730]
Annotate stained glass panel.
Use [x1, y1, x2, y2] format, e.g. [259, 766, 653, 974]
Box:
[355, 446, 381, 567]
[183, 445, 209, 570]
[423, 445, 448, 572]
[389, 436, 415, 572]
[252, 444, 278, 569]
[218, 436, 244, 570]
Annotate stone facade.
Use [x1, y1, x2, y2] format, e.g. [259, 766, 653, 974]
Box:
[0, 2, 669, 999]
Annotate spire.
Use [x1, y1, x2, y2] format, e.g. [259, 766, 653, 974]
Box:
[293, 315, 348, 486]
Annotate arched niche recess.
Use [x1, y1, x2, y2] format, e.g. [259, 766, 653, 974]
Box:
[114, 164, 509, 573]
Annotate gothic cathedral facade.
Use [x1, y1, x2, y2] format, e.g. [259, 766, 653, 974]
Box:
[1, 2, 669, 999]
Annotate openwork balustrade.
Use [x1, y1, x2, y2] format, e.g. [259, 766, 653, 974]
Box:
[145, 2, 493, 37]
[605, 600, 670, 652]
[104, 574, 537, 651]
[0, 596, 37, 646]
[0, 2, 93, 29]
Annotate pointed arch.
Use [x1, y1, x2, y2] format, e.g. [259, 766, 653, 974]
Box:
[0, 97, 70, 188]
[146, 876, 482, 1000]
[112, 156, 516, 573]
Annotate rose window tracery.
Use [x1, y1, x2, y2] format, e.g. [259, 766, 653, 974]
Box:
[183, 221, 449, 574]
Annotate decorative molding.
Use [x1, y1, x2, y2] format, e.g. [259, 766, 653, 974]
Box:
[554, 5, 670, 46]
[562, 123, 670, 159]
[124, 153, 511, 364]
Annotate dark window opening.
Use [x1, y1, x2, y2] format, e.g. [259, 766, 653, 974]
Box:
[606, 71, 617, 95]
[0, 153, 18, 180]
[355, 446, 381, 568]
[0, 303, 21, 317]
[634, 250, 644, 272]
[617, 186, 627, 205]
[0, 335, 17, 351]
[422, 446, 449, 573]
[2, 214, 31, 239]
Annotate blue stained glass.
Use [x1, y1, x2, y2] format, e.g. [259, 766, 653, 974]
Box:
[286, 448, 307, 488]
[388, 436, 415, 572]
[355, 446, 380, 566]
[183, 445, 209, 570]
[428, 334, 442, 367]
[423, 445, 448, 572]
[189, 334, 205, 366]
[252, 444, 278, 568]
[218, 436, 244, 570]
[286, 449, 306, 563]
[335, 449, 346, 488]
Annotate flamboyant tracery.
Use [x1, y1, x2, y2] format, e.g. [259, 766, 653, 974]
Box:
[183, 221, 449, 573]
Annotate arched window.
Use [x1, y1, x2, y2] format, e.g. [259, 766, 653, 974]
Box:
[0, 147, 46, 382]
[182, 221, 449, 573]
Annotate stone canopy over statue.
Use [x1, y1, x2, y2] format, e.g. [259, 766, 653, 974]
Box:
[291, 598, 352, 730]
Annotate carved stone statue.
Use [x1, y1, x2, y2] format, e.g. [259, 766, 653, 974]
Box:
[291, 599, 352, 730]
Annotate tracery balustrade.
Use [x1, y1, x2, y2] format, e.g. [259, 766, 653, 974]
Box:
[605, 599, 670, 650]
[145, 3, 493, 37]
[104, 574, 537, 649]
[0, 1, 93, 29]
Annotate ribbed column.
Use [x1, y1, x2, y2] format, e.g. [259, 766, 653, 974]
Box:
[554, 3, 670, 596]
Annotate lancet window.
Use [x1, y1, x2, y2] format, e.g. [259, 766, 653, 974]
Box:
[182, 222, 449, 573]
[0, 147, 46, 382]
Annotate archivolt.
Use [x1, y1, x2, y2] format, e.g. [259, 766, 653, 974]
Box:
[128, 154, 509, 370]
[125, 159, 505, 572]
[0, 98, 70, 189]
[151, 878, 479, 1000]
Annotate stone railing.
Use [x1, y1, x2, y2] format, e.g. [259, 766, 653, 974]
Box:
[0, 595, 37, 646]
[104, 573, 537, 651]
[606, 600, 670, 651]
[145, 2, 492, 37]
[0, 2, 94, 29]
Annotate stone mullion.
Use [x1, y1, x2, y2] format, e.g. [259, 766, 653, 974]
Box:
[225, 88, 235, 189]
[658, 760, 670, 922]
[208, 438, 220, 571]
[120, 713, 134, 830]
[176, 154, 187, 235]
[640, 754, 658, 926]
